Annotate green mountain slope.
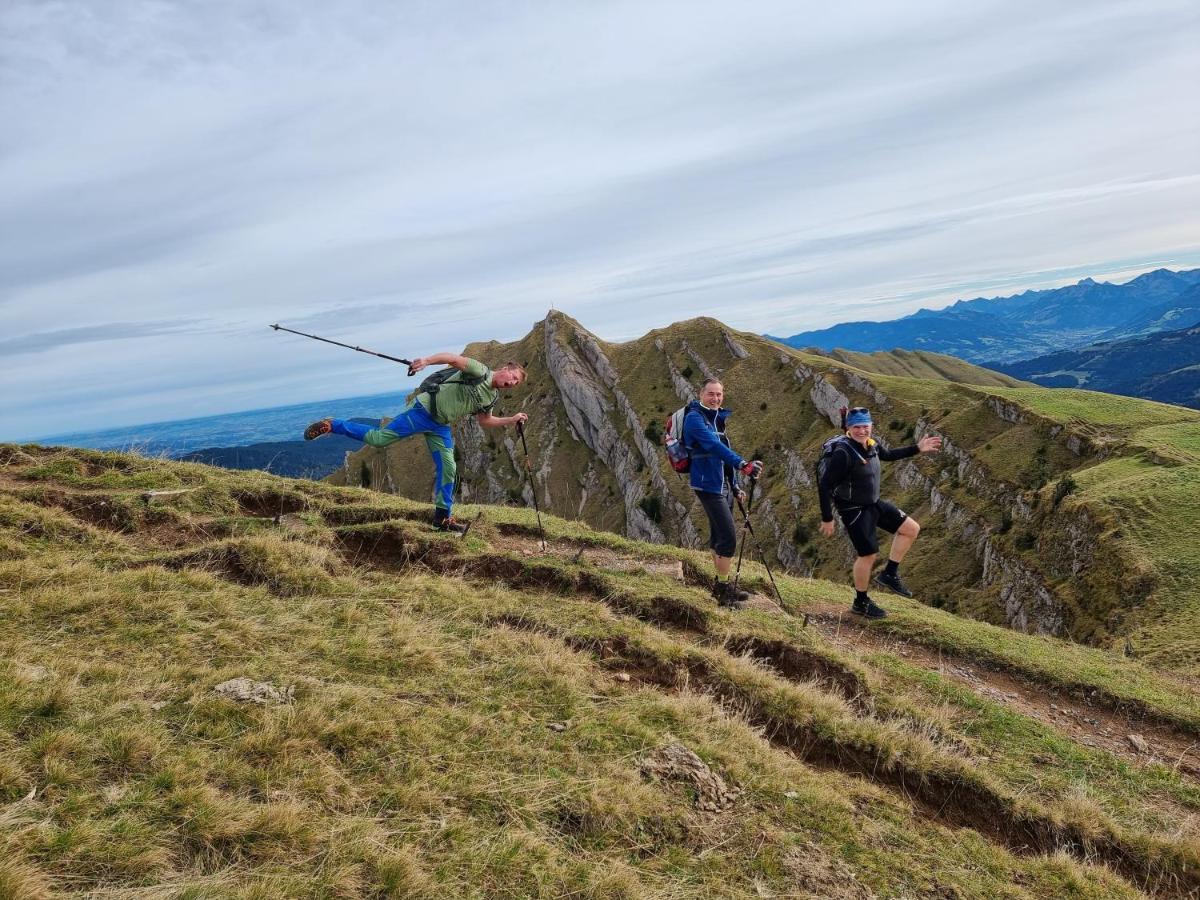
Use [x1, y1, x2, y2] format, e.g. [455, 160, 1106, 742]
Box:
[326, 313, 1200, 673]
[5, 446, 1200, 897]
[819, 347, 1027, 387]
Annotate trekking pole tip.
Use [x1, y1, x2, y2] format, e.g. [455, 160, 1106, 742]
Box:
[269, 323, 279, 330]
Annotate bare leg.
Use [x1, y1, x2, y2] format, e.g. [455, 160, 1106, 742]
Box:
[889, 518, 921, 563]
[713, 551, 733, 578]
[853, 553, 876, 591]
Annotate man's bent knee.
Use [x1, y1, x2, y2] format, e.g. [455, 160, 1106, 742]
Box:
[900, 518, 920, 537]
[363, 428, 403, 448]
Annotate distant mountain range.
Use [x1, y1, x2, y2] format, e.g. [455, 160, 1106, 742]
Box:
[771, 268, 1200, 364]
[31, 393, 415, 477]
[993, 321, 1200, 409]
[178, 428, 374, 480]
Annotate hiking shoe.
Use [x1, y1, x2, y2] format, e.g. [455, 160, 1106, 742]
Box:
[433, 513, 469, 535]
[713, 580, 749, 610]
[874, 570, 913, 598]
[851, 595, 888, 619]
[304, 419, 332, 441]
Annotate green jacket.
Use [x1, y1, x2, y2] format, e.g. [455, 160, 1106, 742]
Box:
[411, 358, 500, 424]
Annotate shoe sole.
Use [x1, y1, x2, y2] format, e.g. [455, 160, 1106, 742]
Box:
[872, 577, 913, 599]
[850, 608, 887, 619]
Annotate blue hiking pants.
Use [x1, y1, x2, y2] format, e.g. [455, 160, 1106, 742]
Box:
[330, 402, 456, 513]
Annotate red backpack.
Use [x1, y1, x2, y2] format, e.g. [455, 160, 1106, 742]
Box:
[663, 407, 691, 473]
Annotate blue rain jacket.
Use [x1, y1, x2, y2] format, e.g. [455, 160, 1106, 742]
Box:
[682, 400, 745, 495]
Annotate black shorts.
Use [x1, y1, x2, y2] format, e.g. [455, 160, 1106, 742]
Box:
[838, 500, 907, 557]
[695, 489, 738, 558]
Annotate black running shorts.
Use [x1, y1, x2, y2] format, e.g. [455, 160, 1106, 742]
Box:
[838, 499, 907, 557]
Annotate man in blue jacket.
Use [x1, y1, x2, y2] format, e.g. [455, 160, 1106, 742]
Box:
[684, 378, 763, 609]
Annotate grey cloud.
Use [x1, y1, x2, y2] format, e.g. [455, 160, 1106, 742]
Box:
[0, 320, 206, 356]
[276, 298, 475, 335]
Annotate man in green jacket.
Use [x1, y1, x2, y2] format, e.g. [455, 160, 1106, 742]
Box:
[305, 353, 527, 532]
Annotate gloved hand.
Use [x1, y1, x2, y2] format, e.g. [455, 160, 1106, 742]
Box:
[740, 459, 763, 478]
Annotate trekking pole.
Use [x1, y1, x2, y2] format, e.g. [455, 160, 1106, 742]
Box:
[733, 474, 783, 602]
[516, 421, 547, 552]
[731, 474, 754, 592]
[732, 519, 751, 594]
[269, 324, 416, 375]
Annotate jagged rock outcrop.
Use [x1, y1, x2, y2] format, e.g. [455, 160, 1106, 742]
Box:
[657, 339, 698, 403]
[545, 314, 698, 545]
[723, 331, 750, 360]
[981, 541, 1066, 634]
[789, 360, 851, 427]
[681, 340, 719, 382]
[895, 458, 1062, 634]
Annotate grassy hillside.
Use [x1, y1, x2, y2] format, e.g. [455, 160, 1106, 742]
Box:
[5, 445, 1200, 898]
[327, 314, 1200, 675]
[821, 348, 1026, 388]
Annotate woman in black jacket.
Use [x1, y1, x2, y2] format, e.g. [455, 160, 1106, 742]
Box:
[817, 407, 941, 618]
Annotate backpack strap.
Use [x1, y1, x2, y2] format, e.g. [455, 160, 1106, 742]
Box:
[421, 368, 491, 420]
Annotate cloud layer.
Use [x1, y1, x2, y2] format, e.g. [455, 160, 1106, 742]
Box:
[2, 0, 1198, 439]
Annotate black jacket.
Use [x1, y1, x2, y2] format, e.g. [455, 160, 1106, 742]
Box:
[818, 435, 918, 521]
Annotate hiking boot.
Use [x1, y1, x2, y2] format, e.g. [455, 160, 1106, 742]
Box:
[432, 510, 469, 535]
[874, 570, 913, 598]
[713, 579, 749, 610]
[851, 594, 888, 619]
[304, 419, 332, 441]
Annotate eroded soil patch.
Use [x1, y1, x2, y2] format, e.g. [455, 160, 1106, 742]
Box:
[490, 615, 1198, 897]
[806, 602, 1200, 780]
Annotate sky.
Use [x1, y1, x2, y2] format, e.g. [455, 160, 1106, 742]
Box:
[2, 0, 1198, 441]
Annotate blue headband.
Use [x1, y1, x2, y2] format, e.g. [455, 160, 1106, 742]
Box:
[846, 409, 872, 427]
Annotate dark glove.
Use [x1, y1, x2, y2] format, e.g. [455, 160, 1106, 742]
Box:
[740, 459, 763, 478]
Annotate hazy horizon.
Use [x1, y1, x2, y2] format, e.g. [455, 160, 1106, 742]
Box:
[12, 265, 1196, 444]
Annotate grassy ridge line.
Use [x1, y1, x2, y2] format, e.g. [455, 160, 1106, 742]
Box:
[335, 517, 1200, 898]
[7, 441, 1200, 736]
[472, 507, 1200, 739]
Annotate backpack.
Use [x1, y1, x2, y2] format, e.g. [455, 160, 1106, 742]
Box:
[815, 435, 855, 501]
[663, 406, 729, 474]
[413, 367, 489, 420]
[663, 407, 691, 473]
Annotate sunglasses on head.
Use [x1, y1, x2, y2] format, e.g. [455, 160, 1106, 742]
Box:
[848, 408, 869, 416]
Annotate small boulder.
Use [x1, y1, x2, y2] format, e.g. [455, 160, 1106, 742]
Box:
[641, 742, 740, 813]
[214, 677, 293, 705]
[1126, 733, 1151, 754]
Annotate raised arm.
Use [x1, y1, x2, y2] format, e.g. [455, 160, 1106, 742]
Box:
[877, 434, 942, 460]
[408, 352, 471, 374]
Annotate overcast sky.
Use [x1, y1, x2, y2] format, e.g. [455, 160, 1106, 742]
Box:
[3, 0, 1198, 441]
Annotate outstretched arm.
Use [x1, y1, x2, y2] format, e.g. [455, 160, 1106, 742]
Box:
[477, 411, 529, 429]
[408, 352, 471, 374]
[878, 434, 942, 461]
